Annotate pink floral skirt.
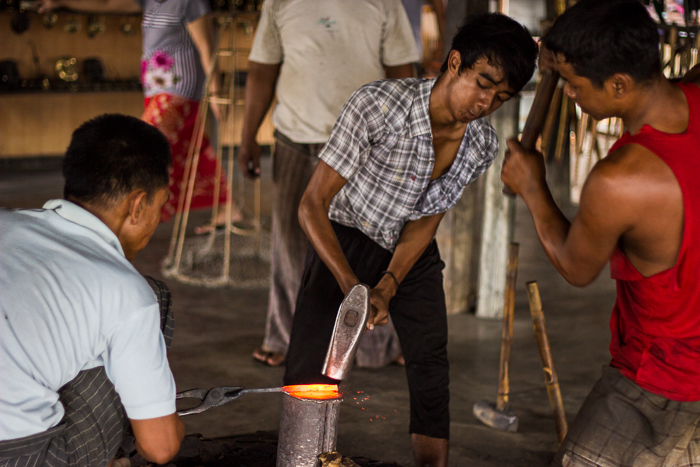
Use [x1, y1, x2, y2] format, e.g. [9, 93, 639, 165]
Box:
[142, 93, 229, 223]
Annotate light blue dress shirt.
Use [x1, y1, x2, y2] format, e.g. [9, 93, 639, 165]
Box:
[0, 200, 176, 441]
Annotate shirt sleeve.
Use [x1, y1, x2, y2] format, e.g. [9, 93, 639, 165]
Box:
[380, 0, 421, 66]
[183, 0, 211, 25]
[248, 0, 283, 65]
[319, 87, 384, 181]
[104, 303, 176, 420]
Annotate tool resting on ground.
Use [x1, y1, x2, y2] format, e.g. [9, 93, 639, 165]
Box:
[526, 281, 567, 444]
[473, 243, 520, 432]
[177, 386, 284, 416]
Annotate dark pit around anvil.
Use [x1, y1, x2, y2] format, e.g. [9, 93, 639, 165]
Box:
[127, 432, 403, 467]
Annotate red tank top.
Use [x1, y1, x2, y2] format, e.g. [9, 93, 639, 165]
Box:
[608, 83, 700, 401]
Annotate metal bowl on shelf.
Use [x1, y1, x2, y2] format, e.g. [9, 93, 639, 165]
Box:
[55, 57, 78, 82]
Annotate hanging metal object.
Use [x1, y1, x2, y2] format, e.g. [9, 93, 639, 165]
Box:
[42, 12, 57, 29]
[162, 14, 269, 288]
[55, 57, 78, 81]
[86, 15, 105, 38]
[63, 15, 81, 33]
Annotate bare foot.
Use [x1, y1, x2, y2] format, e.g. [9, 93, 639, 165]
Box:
[194, 204, 244, 234]
[252, 347, 285, 367]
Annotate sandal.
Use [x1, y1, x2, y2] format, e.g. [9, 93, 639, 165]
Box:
[252, 347, 285, 367]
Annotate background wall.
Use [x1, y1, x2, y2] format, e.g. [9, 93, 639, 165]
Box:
[0, 11, 274, 158]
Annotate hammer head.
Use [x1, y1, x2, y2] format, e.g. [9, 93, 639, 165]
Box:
[322, 284, 370, 381]
[473, 399, 518, 433]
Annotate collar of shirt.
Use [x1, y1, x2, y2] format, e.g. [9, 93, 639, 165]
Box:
[407, 78, 436, 139]
[42, 199, 125, 257]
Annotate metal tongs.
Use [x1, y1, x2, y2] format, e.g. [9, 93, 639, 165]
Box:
[176, 386, 284, 416]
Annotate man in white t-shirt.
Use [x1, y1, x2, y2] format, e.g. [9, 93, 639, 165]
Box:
[239, 0, 420, 367]
[0, 114, 183, 467]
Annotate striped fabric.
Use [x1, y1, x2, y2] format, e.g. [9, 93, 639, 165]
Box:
[138, 0, 210, 100]
[262, 131, 324, 355]
[0, 278, 175, 467]
[262, 131, 402, 367]
[322, 78, 499, 251]
[553, 366, 700, 467]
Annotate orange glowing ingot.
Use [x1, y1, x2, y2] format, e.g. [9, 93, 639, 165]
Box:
[282, 384, 341, 400]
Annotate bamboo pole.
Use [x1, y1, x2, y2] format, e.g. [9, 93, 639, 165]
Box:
[554, 93, 569, 163]
[222, 17, 237, 282]
[526, 281, 567, 444]
[496, 243, 519, 410]
[541, 85, 563, 158]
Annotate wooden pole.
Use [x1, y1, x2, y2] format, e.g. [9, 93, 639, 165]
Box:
[503, 71, 560, 196]
[496, 243, 519, 410]
[526, 281, 568, 444]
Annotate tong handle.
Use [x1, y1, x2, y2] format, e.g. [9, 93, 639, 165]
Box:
[176, 388, 209, 400]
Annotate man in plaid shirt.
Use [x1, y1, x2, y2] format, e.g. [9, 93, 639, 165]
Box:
[285, 13, 538, 467]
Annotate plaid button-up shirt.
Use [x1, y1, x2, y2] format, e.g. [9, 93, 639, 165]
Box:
[322, 78, 499, 251]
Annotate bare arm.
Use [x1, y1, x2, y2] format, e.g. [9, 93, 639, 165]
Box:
[187, 15, 221, 119]
[238, 61, 281, 179]
[681, 63, 700, 86]
[130, 413, 184, 465]
[298, 161, 357, 294]
[299, 161, 445, 328]
[368, 212, 445, 327]
[36, 0, 140, 14]
[501, 139, 628, 286]
[384, 63, 416, 79]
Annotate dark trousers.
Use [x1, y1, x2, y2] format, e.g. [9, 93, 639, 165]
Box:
[284, 222, 450, 439]
[0, 277, 174, 467]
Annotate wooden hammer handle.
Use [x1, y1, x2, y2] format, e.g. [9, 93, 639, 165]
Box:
[526, 281, 568, 444]
[496, 243, 520, 411]
[503, 70, 561, 196]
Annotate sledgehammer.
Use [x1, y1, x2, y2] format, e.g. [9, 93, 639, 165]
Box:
[473, 243, 520, 432]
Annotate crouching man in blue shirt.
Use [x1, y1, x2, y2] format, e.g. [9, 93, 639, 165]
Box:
[284, 13, 539, 467]
[0, 114, 183, 467]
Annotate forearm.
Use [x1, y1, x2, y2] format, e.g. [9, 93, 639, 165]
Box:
[132, 413, 184, 465]
[298, 200, 358, 295]
[681, 64, 700, 85]
[241, 62, 279, 145]
[187, 16, 220, 89]
[385, 214, 443, 284]
[521, 183, 576, 280]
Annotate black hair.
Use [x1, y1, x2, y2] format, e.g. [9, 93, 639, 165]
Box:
[62, 114, 171, 205]
[543, 0, 661, 88]
[441, 13, 538, 93]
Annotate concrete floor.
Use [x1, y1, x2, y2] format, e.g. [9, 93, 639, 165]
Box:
[0, 161, 616, 467]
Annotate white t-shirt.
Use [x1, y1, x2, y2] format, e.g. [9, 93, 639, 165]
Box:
[0, 200, 176, 441]
[248, 0, 420, 144]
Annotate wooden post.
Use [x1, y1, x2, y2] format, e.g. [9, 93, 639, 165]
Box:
[436, 182, 481, 314]
[526, 281, 568, 444]
[475, 97, 519, 318]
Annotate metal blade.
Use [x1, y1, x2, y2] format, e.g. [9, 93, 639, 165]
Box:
[321, 283, 370, 381]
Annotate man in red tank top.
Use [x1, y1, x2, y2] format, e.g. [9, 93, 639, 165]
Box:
[502, 0, 700, 465]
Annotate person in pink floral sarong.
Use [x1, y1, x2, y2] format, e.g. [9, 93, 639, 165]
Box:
[37, 0, 240, 227]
